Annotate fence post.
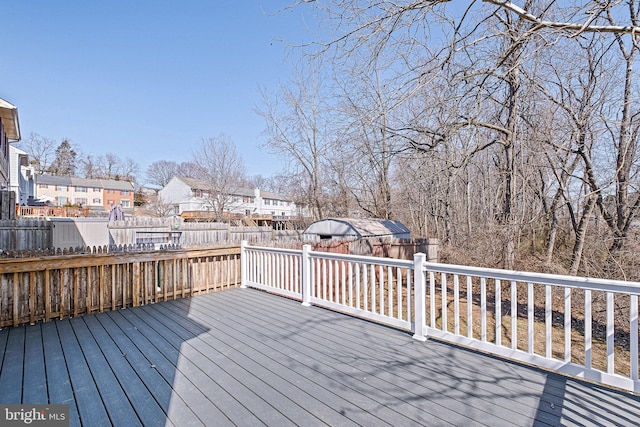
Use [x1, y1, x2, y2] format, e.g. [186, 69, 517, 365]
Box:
[240, 240, 248, 288]
[301, 244, 311, 306]
[412, 252, 427, 341]
[426, 238, 439, 262]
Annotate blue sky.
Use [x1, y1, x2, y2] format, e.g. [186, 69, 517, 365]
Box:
[1, 1, 315, 181]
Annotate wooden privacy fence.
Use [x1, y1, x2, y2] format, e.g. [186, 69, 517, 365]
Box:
[0, 246, 241, 328]
[108, 217, 296, 247]
[0, 219, 52, 252]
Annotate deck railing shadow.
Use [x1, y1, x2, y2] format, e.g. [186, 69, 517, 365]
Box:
[241, 242, 640, 395]
[1, 239, 638, 422]
[0, 294, 212, 426]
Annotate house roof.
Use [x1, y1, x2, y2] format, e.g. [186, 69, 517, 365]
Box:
[176, 176, 209, 191]
[98, 179, 135, 191]
[174, 176, 292, 202]
[304, 217, 411, 238]
[36, 174, 134, 191]
[0, 98, 20, 141]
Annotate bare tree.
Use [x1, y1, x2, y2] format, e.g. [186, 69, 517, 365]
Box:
[18, 132, 57, 174]
[176, 161, 201, 179]
[284, 0, 640, 273]
[192, 134, 246, 219]
[117, 156, 140, 182]
[145, 195, 177, 218]
[334, 53, 402, 219]
[78, 153, 99, 179]
[78, 152, 139, 182]
[99, 153, 120, 179]
[256, 65, 334, 220]
[595, 1, 640, 252]
[146, 160, 180, 188]
[526, 32, 612, 273]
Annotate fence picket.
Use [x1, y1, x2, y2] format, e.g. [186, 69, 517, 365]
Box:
[0, 246, 240, 327]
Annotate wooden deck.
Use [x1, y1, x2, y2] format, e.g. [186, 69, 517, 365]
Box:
[1, 287, 639, 426]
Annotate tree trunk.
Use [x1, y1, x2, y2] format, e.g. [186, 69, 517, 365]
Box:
[569, 195, 596, 275]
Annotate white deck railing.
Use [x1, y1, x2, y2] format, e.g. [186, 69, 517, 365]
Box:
[241, 242, 640, 393]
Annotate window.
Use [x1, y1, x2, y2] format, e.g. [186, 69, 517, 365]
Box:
[264, 199, 271, 206]
[55, 185, 68, 191]
[76, 186, 87, 192]
[93, 198, 101, 204]
[122, 190, 130, 196]
[75, 198, 87, 205]
[108, 200, 114, 205]
[38, 183, 48, 189]
[121, 200, 131, 208]
[93, 187, 100, 192]
[242, 196, 254, 203]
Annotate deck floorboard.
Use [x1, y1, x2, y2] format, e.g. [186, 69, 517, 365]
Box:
[0, 327, 7, 369]
[69, 317, 140, 426]
[202, 291, 527, 424]
[1, 287, 639, 426]
[83, 315, 167, 426]
[56, 319, 111, 426]
[0, 327, 24, 403]
[41, 322, 81, 427]
[23, 325, 47, 404]
[95, 311, 201, 427]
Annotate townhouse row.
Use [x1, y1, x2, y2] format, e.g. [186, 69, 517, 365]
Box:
[159, 176, 301, 218]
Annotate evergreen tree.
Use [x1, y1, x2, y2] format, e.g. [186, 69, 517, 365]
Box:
[48, 140, 77, 176]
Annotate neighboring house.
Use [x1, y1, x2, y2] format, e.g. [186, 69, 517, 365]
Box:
[0, 98, 21, 188]
[35, 175, 135, 210]
[159, 176, 299, 217]
[101, 179, 135, 209]
[9, 145, 35, 205]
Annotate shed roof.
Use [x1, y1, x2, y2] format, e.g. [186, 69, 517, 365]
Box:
[0, 98, 20, 141]
[304, 218, 411, 238]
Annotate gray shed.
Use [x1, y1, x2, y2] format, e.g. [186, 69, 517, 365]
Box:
[303, 218, 411, 240]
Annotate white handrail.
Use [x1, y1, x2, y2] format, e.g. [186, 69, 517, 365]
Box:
[425, 261, 640, 294]
[241, 242, 640, 393]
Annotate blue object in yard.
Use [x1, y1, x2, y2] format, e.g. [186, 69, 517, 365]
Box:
[108, 204, 125, 221]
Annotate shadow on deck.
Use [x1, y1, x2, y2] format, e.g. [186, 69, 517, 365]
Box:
[1, 288, 639, 426]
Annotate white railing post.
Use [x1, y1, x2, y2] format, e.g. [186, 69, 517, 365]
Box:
[413, 252, 427, 341]
[240, 240, 248, 289]
[631, 294, 638, 384]
[301, 244, 312, 306]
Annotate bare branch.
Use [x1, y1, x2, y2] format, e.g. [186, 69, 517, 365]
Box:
[483, 0, 640, 34]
